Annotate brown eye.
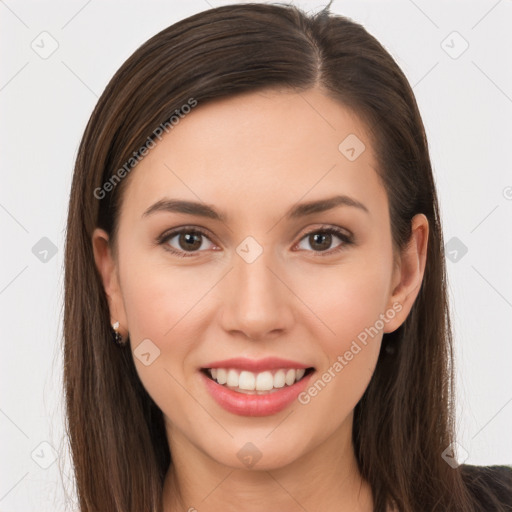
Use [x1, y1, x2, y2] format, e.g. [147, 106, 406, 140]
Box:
[157, 225, 353, 259]
[159, 228, 215, 257]
[296, 227, 353, 256]
[308, 232, 334, 252]
[176, 232, 203, 251]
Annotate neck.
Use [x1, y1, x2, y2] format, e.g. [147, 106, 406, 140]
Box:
[162, 415, 373, 512]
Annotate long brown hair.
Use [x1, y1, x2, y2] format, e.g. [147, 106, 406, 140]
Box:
[63, 3, 494, 511]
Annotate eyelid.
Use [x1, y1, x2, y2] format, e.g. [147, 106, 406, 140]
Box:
[156, 225, 219, 255]
[293, 226, 353, 257]
[157, 224, 354, 258]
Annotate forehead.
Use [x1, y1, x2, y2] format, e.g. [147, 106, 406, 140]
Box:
[120, 87, 387, 226]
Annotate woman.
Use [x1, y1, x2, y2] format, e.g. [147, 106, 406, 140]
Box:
[63, 2, 512, 511]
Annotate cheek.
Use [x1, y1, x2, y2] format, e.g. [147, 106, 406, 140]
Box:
[332, 270, 389, 350]
[295, 264, 387, 425]
[117, 250, 202, 386]
[119, 255, 208, 428]
[120, 248, 211, 343]
[292, 252, 391, 409]
[296, 254, 391, 351]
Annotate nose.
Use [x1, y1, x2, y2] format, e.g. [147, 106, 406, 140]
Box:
[220, 245, 294, 341]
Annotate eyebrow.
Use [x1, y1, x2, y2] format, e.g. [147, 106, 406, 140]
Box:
[141, 194, 369, 222]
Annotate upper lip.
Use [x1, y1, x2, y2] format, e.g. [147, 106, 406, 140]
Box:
[202, 357, 313, 373]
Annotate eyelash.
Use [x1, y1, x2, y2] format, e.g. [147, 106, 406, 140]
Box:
[156, 225, 354, 259]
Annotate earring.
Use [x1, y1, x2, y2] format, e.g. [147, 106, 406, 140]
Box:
[111, 321, 124, 346]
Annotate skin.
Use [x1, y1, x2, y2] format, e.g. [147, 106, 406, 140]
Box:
[93, 87, 428, 512]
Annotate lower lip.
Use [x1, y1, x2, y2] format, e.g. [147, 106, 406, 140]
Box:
[200, 370, 315, 417]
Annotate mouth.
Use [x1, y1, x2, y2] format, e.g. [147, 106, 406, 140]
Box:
[200, 367, 316, 395]
[199, 356, 317, 416]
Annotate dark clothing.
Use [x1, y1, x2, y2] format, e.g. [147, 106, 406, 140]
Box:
[461, 464, 512, 510]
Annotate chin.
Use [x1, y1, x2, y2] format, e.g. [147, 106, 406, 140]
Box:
[202, 433, 311, 472]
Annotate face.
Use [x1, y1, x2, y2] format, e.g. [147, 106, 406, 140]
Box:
[93, 87, 428, 472]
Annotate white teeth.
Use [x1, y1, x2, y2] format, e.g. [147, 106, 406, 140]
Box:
[227, 369, 239, 387]
[285, 369, 296, 386]
[255, 371, 274, 391]
[273, 370, 286, 388]
[239, 370, 256, 390]
[207, 367, 310, 391]
[216, 368, 227, 385]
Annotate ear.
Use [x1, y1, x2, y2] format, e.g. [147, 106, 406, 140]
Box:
[383, 213, 429, 333]
[92, 228, 129, 339]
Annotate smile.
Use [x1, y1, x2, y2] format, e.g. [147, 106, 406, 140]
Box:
[199, 358, 316, 417]
[202, 367, 314, 393]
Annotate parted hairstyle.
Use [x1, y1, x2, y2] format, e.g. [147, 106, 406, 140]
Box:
[63, 2, 511, 511]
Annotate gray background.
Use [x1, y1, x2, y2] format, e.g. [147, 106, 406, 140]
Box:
[1, 0, 511, 510]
